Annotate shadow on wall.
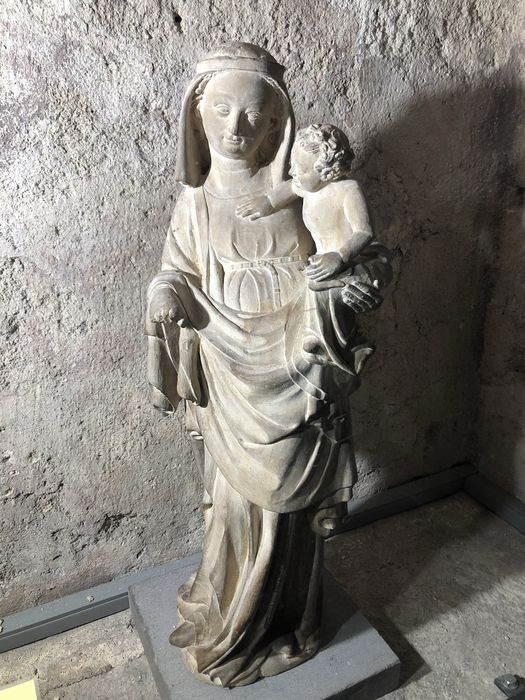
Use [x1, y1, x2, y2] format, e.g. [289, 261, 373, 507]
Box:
[477, 179, 525, 500]
[349, 65, 524, 496]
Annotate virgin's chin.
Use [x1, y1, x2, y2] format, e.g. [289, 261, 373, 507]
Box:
[219, 144, 251, 159]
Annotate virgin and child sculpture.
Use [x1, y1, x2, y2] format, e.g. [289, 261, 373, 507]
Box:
[145, 41, 393, 689]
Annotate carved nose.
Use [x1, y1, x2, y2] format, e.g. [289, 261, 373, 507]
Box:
[228, 111, 241, 135]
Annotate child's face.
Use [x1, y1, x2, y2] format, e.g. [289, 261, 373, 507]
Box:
[289, 143, 326, 193]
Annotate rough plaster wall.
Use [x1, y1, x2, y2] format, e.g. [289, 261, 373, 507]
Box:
[1, 0, 521, 615]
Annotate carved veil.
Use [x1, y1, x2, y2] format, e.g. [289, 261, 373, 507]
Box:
[174, 42, 295, 188]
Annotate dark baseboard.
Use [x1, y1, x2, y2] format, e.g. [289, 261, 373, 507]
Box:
[0, 553, 201, 655]
[464, 473, 525, 535]
[339, 463, 476, 533]
[1, 463, 522, 655]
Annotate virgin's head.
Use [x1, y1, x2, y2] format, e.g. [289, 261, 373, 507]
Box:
[175, 43, 294, 187]
[195, 70, 281, 164]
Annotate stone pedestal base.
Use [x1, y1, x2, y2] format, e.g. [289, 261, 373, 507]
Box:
[129, 559, 400, 700]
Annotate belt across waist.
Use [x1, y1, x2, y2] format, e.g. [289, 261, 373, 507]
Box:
[223, 255, 304, 272]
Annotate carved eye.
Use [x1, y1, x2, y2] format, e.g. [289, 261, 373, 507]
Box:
[215, 104, 230, 116]
[246, 111, 262, 123]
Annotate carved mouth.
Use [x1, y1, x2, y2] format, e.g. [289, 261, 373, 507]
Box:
[224, 135, 244, 145]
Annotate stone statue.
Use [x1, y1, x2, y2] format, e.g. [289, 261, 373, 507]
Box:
[145, 41, 393, 689]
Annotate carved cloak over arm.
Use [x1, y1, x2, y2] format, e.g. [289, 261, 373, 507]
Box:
[146, 187, 393, 514]
[145, 187, 205, 414]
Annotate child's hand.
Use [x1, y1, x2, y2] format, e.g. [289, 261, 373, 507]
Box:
[235, 194, 274, 221]
[304, 252, 345, 282]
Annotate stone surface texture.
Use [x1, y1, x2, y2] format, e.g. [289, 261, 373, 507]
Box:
[1, 0, 524, 614]
[1, 495, 525, 699]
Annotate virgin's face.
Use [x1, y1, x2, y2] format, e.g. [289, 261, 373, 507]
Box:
[198, 71, 277, 161]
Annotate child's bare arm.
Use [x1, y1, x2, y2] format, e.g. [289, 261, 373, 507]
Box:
[339, 183, 374, 263]
[236, 180, 297, 221]
[268, 179, 298, 210]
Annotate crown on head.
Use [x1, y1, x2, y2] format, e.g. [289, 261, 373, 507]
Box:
[196, 42, 285, 80]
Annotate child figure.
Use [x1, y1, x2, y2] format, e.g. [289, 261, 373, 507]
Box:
[236, 123, 373, 283]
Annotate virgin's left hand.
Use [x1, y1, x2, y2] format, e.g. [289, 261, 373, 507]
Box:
[341, 280, 383, 313]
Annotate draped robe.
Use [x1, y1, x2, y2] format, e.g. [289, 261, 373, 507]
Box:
[145, 182, 390, 687]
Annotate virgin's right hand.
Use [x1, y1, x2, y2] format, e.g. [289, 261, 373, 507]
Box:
[149, 286, 185, 325]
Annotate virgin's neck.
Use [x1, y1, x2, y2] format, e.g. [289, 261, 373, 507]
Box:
[205, 151, 266, 197]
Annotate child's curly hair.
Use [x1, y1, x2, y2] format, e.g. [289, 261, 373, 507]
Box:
[295, 124, 354, 181]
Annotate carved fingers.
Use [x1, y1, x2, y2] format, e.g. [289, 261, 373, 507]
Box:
[304, 252, 344, 282]
[235, 195, 273, 221]
[152, 306, 182, 324]
[149, 287, 186, 325]
[341, 280, 382, 313]
[235, 199, 260, 219]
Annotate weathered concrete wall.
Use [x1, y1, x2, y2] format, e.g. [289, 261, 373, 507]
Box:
[1, 0, 522, 615]
[478, 119, 525, 500]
